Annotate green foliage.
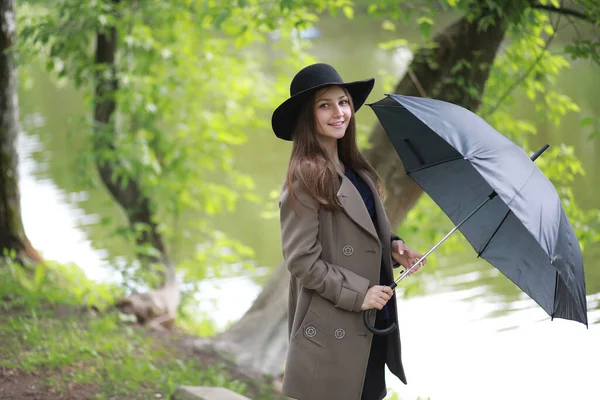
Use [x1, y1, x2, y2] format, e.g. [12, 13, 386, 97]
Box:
[535, 146, 600, 249]
[0, 259, 280, 398]
[15, 0, 324, 286]
[366, 0, 442, 25]
[566, 39, 600, 64]
[384, 388, 431, 400]
[1, 257, 119, 312]
[580, 115, 600, 140]
[0, 308, 278, 399]
[482, 10, 579, 125]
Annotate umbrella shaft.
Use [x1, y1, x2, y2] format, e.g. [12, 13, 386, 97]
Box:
[392, 193, 494, 286]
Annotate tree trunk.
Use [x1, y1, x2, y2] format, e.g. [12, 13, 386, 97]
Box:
[0, 0, 42, 264]
[93, 1, 170, 274]
[364, 14, 507, 228]
[94, 1, 179, 325]
[211, 13, 507, 377]
[208, 261, 290, 376]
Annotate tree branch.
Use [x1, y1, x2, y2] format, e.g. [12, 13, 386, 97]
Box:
[407, 69, 428, 97]
[531, 3, 596, 24]
[482, 14, 560, 118]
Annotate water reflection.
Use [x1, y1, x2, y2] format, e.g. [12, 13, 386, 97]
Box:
[393, 288, 599, 400]
[19, 133, 113, 282]
[19, 129, 265, 329]
[433, 241, 600, 323]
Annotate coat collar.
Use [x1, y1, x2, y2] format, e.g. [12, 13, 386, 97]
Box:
[335, 164, 386, 244]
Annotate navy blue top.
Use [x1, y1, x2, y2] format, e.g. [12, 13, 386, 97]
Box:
[344, 166, 391, 320]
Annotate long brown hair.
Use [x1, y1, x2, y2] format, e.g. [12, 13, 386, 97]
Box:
[286, 86, 385, 211]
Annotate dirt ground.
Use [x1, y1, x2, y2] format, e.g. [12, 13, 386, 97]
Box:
[0, 367, 96, 400]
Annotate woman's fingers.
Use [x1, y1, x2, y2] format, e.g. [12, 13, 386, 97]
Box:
[366, 297, 381, 309]
[371, 286, 392, 308]
[376, 286, 393, 301]
[362, 285, 395, 310]
[406, 256, 426, 275]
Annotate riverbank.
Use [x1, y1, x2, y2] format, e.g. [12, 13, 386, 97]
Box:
[0, 260, 284, 400]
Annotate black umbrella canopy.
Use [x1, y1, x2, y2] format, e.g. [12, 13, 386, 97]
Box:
[369, 94, 587, 326]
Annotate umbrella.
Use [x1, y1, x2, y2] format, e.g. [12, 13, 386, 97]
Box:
[363, 94, 588, 335]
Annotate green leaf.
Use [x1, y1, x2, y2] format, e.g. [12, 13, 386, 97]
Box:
[419, 23, 431, 39]
[416, 17, 433, 39]
[342, 6, 354, 20]
[381, 20, 395, 31]
[580, 117, 594, 127]
[34, 264, 46, 288]
[98, 14, 108, 26]
[416, 16, 434, 25]
[378, 38, 408, 50]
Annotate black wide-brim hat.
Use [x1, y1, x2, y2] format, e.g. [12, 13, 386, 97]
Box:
[271, 63, 375, 141]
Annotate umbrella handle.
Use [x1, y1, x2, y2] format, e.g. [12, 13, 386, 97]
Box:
[362, 281, 399, 336]
[363, 309, 398, 335]
[363, 257, 427, 335]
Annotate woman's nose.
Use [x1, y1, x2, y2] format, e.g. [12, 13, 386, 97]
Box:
[333, 105, 344, 117]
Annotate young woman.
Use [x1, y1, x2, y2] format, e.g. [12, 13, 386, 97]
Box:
[273, 63, 425, 400]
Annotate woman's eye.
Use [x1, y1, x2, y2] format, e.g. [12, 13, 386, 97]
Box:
[340, 100, 348, 105]
[319, 103, 329, 108]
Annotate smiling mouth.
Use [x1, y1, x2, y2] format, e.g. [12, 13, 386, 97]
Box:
[329, 121, 345, 127]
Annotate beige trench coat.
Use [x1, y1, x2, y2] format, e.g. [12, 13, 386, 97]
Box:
[279, 167, 406, 400]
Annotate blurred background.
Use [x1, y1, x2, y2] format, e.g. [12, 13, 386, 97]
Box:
[2, 1, 599, 399]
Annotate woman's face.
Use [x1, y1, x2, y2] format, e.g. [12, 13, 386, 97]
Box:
[314, 86, 352, 142]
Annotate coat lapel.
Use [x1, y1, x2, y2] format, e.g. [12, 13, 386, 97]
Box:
[335, 166, 380, 243]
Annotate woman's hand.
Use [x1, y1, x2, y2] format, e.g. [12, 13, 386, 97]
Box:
[361, 285, 394, 311]
[392, 240, 427, 275]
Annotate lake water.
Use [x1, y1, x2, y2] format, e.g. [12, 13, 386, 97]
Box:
[16, 13, 600, 400]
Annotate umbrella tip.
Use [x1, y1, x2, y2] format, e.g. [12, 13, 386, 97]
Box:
[530, 144, 550, 162]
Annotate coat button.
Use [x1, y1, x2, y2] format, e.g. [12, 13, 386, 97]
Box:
[342, 245, 354, 256]
[334, 328, 345, 339]
[305, 325, 317, 338]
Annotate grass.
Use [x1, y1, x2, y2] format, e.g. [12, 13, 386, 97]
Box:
[0, 258, 284, 399]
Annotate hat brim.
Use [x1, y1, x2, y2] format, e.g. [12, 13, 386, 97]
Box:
[271, 78, 375, 141]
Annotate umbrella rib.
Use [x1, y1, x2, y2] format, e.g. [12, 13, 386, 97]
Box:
[551, 270, 558, 321]
[477, 207, 511, 258]
[404, 138, 426, 165]
[407, 155, 465, 175]
[371, 103, 412, 110]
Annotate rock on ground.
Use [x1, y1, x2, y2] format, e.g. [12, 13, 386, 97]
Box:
[171, 386, 251, 400]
